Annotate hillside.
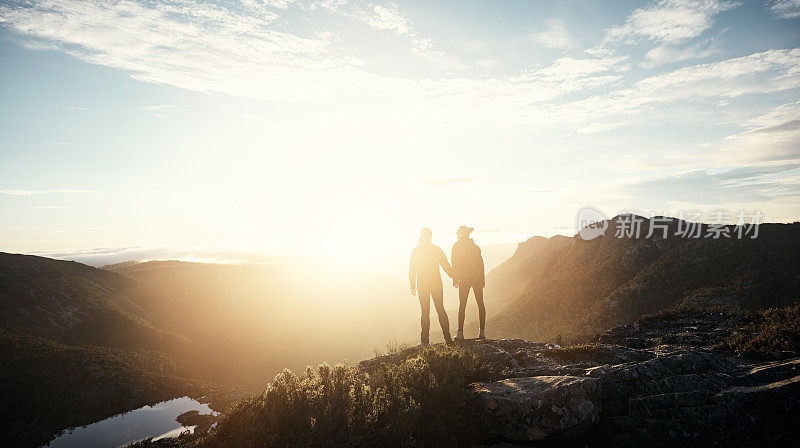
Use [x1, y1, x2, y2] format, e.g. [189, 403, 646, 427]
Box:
[0, 253, 417, 446]
[0, 253, 243, 447]
[483, 216, 800, 342]
[0, 253, 187, 353]
[128, 305, 800, 448]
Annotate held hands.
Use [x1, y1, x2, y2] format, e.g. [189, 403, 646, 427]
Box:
[410, 286, 417, 296]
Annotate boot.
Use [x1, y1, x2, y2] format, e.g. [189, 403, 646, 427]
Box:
[477, 329, 486, 340]
[454, 329, 465, 341]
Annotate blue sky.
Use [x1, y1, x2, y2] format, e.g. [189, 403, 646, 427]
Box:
[1, 0, 799, 270]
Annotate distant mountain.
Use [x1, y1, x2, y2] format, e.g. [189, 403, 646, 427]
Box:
[483, 216, 800, 342]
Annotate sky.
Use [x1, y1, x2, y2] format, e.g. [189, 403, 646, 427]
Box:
[1, 0, 799, 273]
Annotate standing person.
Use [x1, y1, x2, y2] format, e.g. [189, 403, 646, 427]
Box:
[409, 227, 454, 345]
[452, 226, 486, 340]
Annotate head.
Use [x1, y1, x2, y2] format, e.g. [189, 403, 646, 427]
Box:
[457, 225, 474, 240]
[419, 227, 433, 243]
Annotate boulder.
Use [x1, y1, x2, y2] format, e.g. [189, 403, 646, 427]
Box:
[469, 375, 600, 442]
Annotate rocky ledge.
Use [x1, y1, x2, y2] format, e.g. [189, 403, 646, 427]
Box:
[363, 310, 800, 447]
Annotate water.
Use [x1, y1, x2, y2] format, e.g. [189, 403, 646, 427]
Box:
[45, 396, 216, 448]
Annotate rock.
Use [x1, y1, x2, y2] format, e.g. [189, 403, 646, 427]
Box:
[469, 375, 600, 442]
[176, 410, 217, 435]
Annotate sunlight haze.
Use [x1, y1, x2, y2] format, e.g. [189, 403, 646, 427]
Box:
[1, 0, 799, 274]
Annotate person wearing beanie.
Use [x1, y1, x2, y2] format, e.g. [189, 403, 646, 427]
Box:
[451, 226, 486, 340]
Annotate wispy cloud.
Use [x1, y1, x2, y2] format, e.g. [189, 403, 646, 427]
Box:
[0, 188, 96, 195]
[715, 101, 800, 163]
[770, 0, 800, 18]
[529, 19, 577, 49]
[624, 161, 800, 204]
[63, 105, 85, 110]
[311, 0, 412, 35]
[541, 49, 800, 128]
[602, 0, 739, 46]
[242, 0, 298, 10]
[522, 188, 557, 194]
[420, 176, 487, 188]
[640, 36, 721, 68]
[0, 0, 796, 136]
[141, 104, 175, 111]
[30, 205, 69, 209]
[578, 122, 628, 134]
[0, 0, 342, 101]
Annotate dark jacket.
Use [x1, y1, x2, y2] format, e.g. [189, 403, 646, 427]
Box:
[451, 238, 485, 287]
[409, 241, 453, 291]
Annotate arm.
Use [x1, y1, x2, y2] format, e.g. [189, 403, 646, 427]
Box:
[408, 250, 417, 294]
[478, 247, 485, 287]
[439, 248, 454, 279]
[451, 244, 460, 286]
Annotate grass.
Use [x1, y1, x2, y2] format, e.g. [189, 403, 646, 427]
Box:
[635, 305, 745, 324]
[716, 304, 800, 354]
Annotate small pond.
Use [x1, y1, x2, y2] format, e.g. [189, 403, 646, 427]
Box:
[44, 396, 216, 448]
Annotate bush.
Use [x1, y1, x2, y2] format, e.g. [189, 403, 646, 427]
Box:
[717, 304, 800, 354]
[199, 344, 493, 448]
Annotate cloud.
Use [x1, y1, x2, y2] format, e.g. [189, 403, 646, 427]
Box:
[30, 205, 69, 209]
[36, 245, 282, 267]
[717, 101, 800, 163]
[640, 37, 721, 68]
[311, 0, 411, 35]
[625, 161, 800, 204]
[542, 49, 800, 127]
[770, 0, 800, 18]
[420, 176, 487, 188]
[0, 188, 95, 195]
[241, 0, 298, 10]
[63, 105, 85, 110]
[603, 0, 739, 46]
[0, 0, 349, 101]
[578, 121, 628, 134]
[529, 19, 577, 49]
[141, 104, 175, 111]
[1, 0, 794, 137]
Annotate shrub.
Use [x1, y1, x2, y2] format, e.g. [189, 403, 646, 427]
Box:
[198, 344, 493, 448]
[716, 303, 800, 354]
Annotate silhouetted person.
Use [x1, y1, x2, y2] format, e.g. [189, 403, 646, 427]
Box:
[452, 226, 486, 340]
[409, 227, 454, 345]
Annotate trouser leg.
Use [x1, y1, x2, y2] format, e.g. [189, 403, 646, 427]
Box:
[457, 285, 470, 332]
[419, 290, 431, 344]
[474, 286, 486, 331]
[431, 287, 451, 342]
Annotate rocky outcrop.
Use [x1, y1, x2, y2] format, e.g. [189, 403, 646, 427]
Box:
[470, 375, 600, 441]
[460, 312, 800, 447]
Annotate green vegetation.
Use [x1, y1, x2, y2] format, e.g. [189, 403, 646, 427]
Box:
[130, 344, 494, 448]
[716, 304, 800, 354]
